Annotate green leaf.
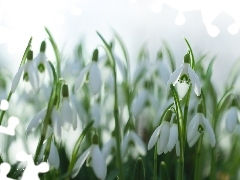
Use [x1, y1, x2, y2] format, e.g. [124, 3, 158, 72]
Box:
[184, 37, 195, 69]
[133, 157, 145, 180]
[163, 41, 176, 72]
[45, 27, 61, 78]
[67, 120, 94, 175]
[205, 56, 216, 82]
[160, 161, 170, 180]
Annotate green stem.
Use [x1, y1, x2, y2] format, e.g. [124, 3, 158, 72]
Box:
[170, 84, 184, 180]
[43, 136, 52, 162]
[34, 62, 58, 163]
[45, 27, 61, 78]
[194, 135, 203, 180]
[153, 145, 158, 180]
[67, 120, 94, 176]
[183, 85, 192, 148]
[97, 32, 124, 180]
[210, 88, 233, 179]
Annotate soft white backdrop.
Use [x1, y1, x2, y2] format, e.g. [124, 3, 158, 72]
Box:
[1, 0, 240, 92]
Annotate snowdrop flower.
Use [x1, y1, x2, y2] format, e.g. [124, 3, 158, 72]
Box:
[102, 137, 116, 164]
[60, 84, 78, 131]
[167, 52, 201, 99]
[74, 49, 102, 95]
[39, 140, 60, 169]
[33, 41, 52, 81]
[148, 110, 179, 155]
[121, 130, 146, 159]
[187, 104, 216, 147]
[131, 90, 148, 117]
[148, 121, 170, 155]
[26, 101, 61, 141]
[11, 50, 40, 93]
[72, 134, 107, 180]
[225, 104, 239, 133]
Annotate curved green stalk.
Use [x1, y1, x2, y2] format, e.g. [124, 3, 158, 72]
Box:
[34, 61, 58, 163]
[170, 84, 184, 180]
[194, 90, 207, 180]
[67, 120, 94, 176]
[97, 32, 124, 180]
[153, 145, 158, 180]
[210, 88, 233, 179]
[0, 37, 32, 126]
[45, 27, 61, 78]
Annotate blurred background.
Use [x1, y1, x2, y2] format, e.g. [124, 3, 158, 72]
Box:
[1, 0, 240, 91]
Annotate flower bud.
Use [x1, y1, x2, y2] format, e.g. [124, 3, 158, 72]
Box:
[62, 84, 69, 97]
[40, 41, 46, 52]
[184, 51, 190, 64]
[92, 49, 98, 62]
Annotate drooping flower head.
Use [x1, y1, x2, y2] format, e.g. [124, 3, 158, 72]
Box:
[72, 134, 107, 180]
[167, 52, 201, 99]
[74, 49, 102, 95]
[225, 98, 239, 133]
[11, 49, 40, 93]
[187, 103, 216, 147]
[148, 110, 179, 156]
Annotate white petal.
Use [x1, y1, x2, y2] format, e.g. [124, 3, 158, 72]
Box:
[89, 62, 102, 94]
[187, 114, 200, 144]
[51, 107, 62, 141]
[71, 147, 91, 178]
[167, 123, 178, 152]
[11, 66, 24, 93]
[159, 61, 170, 84]
[26, 108, 47, 134]
[91, 104, 101, 128]
[189, 131, 200, 147]
[226, 107, 238, 133]
[157, 121, 170, 155]
[28, 62, 40, 90]
[102, 139, 114, 160]
[71, 103, 78, 130]
[176, 82, 189, 99]
[48, 143, 60, 169]
[202, 116, 216, 147]
[91, 145, 107, 180]
[148, 125, 162, 150]
[61, 98, 72, 131]
[74, 65, 90, 92]
[121, 133, 131, 158]
[131, 91, 148, 117]
[130, 131, 146, 156]
[187, 64, 201, 96]
[167, 64, 184, 88]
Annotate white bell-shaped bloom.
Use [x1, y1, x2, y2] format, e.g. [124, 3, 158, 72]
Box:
[225, 106, 239, 133]
[74, 49, 102, 94]
[33, 52, 52, 82]
[26, 105, 62, 141]
[11, 50, 40, 93]
[39, 140, 60, 169]
[61, 84, 78, 131]
[72, 144, 107, 180]
[102, 138, 116, 164]
[130, 90, 148, 117]
[148, 120, 179, 156]
[121, 130, 146, 158]
[187, 113, 216, 147]
[148, 121, 170, 155]
[74, 62, 102, 94]
[165, 123, 178, 153]
[167, 62, 201, 98]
